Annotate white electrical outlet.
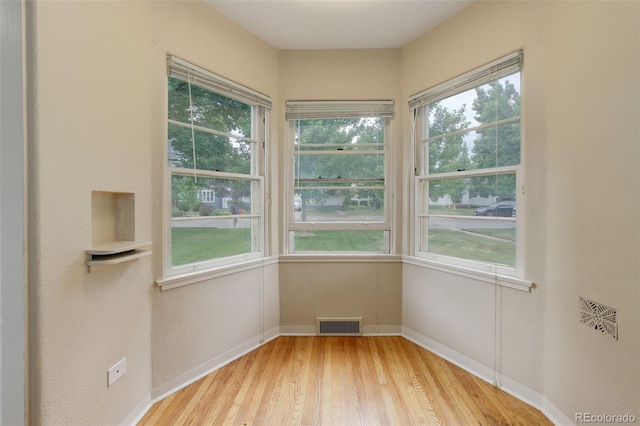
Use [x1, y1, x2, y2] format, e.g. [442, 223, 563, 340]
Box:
[107, 357, 127, 387]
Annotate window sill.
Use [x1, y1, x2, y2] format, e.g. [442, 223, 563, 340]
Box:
[156, 256, 279, 291]
[402, 256, 534, 292]
[279, 254, 403, 263]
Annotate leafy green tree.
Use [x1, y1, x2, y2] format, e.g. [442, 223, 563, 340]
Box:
[469, 77, 521, 199]
[426, 102, 470, 203]
[172, 176, 202, 214]
[294, 117, 385, 219]
[168, 77, 253, 204]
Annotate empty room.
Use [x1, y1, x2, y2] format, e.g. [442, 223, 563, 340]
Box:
[1, 0, 638, 424]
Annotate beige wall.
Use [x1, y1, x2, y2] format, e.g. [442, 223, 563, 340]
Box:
[400, 0, 547, 396]
[148, 0, 281, 393]
[278, 49, 403, 333]
[26, 0, 639, 424]
[543, 1, 639, 418]
[401, 0, 639, 421]
[28, 1, 281, 424]
[27, 1, 154, 424]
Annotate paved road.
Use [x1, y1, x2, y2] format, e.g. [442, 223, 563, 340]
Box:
[429, 217, 514, 230]
[172, 217, 250, 229]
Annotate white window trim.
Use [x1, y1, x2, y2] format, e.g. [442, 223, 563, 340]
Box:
[285, 102, 393, 254]
[163, 57, 270, 279]
[410, 51, 525, 279]
[157, 256, 279, 291]
[402, 256, 533, 292]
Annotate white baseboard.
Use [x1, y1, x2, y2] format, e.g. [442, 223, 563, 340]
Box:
[140, 326, 568, 426]
[279, 324, 402, 336]
[543, 397, 576, 426]
[362, 324, 402, 335]
[150, 326, 279, 402]
[279, 324, 316, 335]
[120, 393, 152, 426]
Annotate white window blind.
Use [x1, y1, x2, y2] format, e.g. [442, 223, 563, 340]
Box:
[286, 100, 394, 120]
[409, 51, 522, 110]
[168, 56, 272, 109]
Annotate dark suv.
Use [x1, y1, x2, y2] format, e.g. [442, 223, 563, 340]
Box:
[473, 201, 516, 217]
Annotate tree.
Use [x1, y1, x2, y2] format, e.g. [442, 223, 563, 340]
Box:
[168, 77, 254, 205]
[468, 77, 521, 199]
[426, 102, 470, 203]
[172, 175, 202, 214]
[294, 117, 385, 219]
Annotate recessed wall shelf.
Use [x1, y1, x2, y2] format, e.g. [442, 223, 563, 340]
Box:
[86, 241, 152, 272]
[87, 191, 151, 272]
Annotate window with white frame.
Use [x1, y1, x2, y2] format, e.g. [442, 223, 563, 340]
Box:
[286, 101, 393, 253]
[166, 57, 270, 276]
[411, 52, 523, 276]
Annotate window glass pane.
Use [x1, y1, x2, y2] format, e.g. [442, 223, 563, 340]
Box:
[168, 123, 252, 174]
[425, 174, 516, 214]
[171, 225, 252, 266]
[289, 112, 389, 254]
[168, 76, 252, 138]
[171, 174, 256, 266]
[474, 121, 521, 169]
[426, 217, 515, 267]
[294, 188, 384, 223]
[427, 121, 520, 175]
[295, 153, 385, 181]
[172, 175, 255, 217]
[427, 72, 521, 137]
[295, 117, 384, 149]
[293, 230, 385, 253]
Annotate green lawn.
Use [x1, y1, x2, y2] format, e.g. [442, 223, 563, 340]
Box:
[172, 225, 514, 267]
[172, 228, 250, 266]
[428, 228, 515, 266]
[294, 230, 385, 252]
[463, 227, 516, 241]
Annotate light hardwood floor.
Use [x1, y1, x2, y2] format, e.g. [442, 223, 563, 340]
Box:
[139, 336, 551, 425]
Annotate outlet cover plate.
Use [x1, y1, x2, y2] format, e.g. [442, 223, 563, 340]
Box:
[108, 357, 127, 387]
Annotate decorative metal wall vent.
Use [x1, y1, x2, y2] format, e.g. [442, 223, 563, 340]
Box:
[579, 297, 618, 341]
[317, 317, 362, 336]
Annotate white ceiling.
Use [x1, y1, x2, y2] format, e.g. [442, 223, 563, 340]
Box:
[205, 1, 473, 50]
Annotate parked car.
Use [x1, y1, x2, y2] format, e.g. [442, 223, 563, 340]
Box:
[473, 201, 516, 217]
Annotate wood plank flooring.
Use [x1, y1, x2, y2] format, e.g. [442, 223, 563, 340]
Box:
[139, 336, 551, 425]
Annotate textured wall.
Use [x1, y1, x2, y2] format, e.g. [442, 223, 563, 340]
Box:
[277, 49, 404, 331]
[543, 1, 640, 419]
[279, 261, 402, 334]
[401, 0, 640, 421]
[27, 2, 154, 424]
[400, 0, 547, 396]
[149, 0, 281, 392]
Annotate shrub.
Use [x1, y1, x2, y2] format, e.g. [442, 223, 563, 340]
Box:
[199, 204, 215, 216]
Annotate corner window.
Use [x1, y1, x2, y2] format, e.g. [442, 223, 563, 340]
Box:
[410, 52, 523, 275]
[166, 57, 270, 276]
[286, 101, 393, 254]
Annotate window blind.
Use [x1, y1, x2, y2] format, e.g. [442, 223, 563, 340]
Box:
[168, 56, 272, 109]
[408, 51, 522, 110]
[286, 100, 394, 120]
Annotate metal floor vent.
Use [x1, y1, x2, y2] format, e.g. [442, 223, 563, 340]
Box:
[579, 297, 618, 341]
[317, 317, 362, 336]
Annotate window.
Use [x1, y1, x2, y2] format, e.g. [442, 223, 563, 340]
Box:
[410, 52, 523, 276]
[286, 101, 393, 253]
[166, 57, 270, 276]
